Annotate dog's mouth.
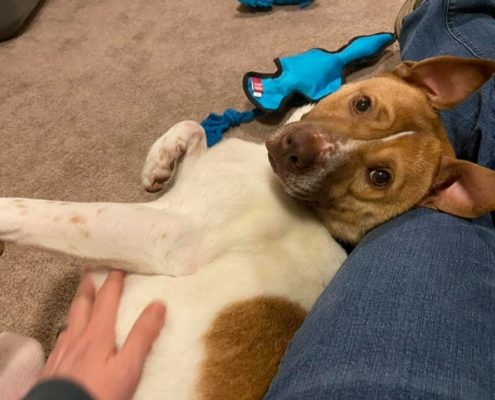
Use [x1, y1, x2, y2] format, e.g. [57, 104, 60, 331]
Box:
[268, 152, 324, 207]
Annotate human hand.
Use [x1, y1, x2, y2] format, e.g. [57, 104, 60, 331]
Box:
[39, 270, 166, 400]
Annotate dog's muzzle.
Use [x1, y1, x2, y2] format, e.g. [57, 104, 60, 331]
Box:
[266, 121, 342, 176]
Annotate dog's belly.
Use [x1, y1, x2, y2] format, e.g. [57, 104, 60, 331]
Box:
[102, 139, 347, 399]
[113, 242, 345, 400]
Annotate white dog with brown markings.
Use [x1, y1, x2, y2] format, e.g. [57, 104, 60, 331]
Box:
[1, 56, 495, 400]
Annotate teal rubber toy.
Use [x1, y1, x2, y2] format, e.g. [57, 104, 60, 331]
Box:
[243, 32, 395, 112]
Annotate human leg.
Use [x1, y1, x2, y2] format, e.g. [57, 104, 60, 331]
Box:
[400, 0, 495, 169]
[264, 209, 495, 399]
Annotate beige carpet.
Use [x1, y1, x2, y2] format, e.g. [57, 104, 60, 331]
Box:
[0, 0, 403, 351]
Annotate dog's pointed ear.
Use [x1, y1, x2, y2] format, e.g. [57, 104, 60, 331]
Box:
[393, 56, 495, 110]
[420, 156, 495, 218]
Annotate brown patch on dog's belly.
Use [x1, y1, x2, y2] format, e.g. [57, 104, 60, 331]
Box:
[198, 296, 306, 400]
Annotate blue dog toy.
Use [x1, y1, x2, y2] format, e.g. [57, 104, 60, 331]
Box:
[201, 32, 395, 146]
[239, 0, 312, 9]
[244, 32, 395, 112]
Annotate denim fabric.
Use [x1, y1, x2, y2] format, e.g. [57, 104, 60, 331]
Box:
[400, 0, 495, 169]
[264, 1, 495, 399]
[265, 210, 495, 399]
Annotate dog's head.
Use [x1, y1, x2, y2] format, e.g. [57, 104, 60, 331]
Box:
[267, 56, 495, 243]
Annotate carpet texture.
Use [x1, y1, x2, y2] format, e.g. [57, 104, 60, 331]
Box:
[0, 0, 402, 352]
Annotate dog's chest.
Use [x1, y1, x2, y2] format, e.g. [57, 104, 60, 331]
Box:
[156, 140, 302, 247]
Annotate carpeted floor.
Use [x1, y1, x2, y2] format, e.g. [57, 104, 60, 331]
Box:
[0, 0, 403, 352]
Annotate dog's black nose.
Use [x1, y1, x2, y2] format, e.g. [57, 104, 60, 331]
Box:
[267, 126, 329, 174]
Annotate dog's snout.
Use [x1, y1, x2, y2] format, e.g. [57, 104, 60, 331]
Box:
[268, 127, 329, 174]
[284, 130, 319, 170]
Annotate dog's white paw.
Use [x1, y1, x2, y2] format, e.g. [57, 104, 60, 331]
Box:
[141, 138, 186, 193]
[141, 121, 206, 193]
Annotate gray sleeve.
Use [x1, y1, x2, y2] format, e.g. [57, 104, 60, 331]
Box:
[23, 379, 93, 400]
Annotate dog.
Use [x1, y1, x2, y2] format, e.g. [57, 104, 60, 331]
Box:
[1, 55, 495, 400]
[0, 118, 348, 400]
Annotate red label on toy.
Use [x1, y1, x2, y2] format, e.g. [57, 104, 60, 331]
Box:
[251, 77, 263, 97]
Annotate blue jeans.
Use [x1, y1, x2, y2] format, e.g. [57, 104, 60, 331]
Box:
[264, 1, 495, 399]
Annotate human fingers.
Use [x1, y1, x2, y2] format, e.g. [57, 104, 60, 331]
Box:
[43, 273, 96, 373]
[120, 301, 166, 374]
[86, 270, 125, 339]
[65, 272, 96, 341]
[41, 334, 66, 375]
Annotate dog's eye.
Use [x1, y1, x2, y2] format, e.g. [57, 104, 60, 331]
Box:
[369, 169, 391, 187]
[353, 96, 372, 113]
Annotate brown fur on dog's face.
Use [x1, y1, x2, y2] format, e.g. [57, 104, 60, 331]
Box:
[267, 56, 495, 243]
[301, 74, 452, 150]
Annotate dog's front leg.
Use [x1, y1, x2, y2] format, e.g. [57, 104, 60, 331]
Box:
[0, 199, 200, 276]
